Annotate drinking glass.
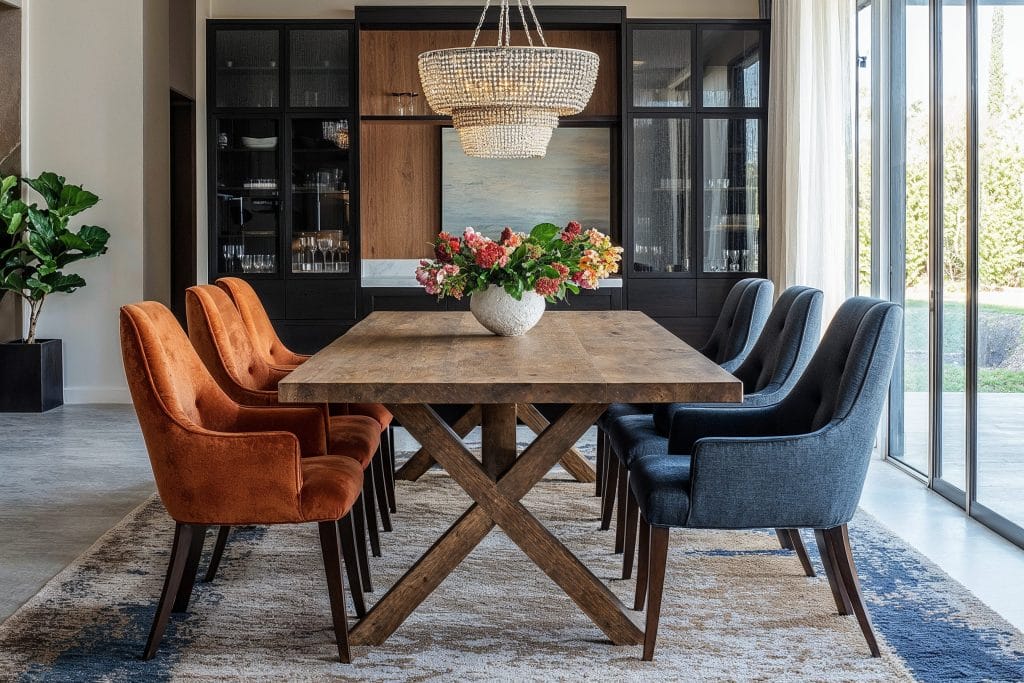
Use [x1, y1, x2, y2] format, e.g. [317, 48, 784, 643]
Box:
[317, 236, 333, 271]
[728, 250, 741, 272]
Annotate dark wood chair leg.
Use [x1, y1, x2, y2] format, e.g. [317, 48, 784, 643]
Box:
[595, 427, 606, 498]
[351, 493, 373, 592]
[814, 529, 852, 615]
[337, 515, 366, 619]
[143, 523, 196, 660]
[318, 521, 352, 664]
[788, 529, 816, 577]
[622, 487, 640, 579]
[614, 464, 629, 553]
[776, 528, 793, 549]
[372, 449, 393, 532]
[171, 524, 207, 613]
[599, 450, 618, 530]
[384, 425, 397, 513]
[363, 467, 382, 557]
[825, 525, 881, 657]
[642, 526, 670, 662]
[203, 525, 231, 583]
[634, 515, 651, 611]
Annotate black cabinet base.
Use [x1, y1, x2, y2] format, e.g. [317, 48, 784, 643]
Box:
[0, 339, 64, 412]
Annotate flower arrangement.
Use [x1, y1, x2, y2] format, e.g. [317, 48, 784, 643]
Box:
[415, 221, 623, 302]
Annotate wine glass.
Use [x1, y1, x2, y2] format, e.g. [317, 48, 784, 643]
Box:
[317, 235, 334, 271]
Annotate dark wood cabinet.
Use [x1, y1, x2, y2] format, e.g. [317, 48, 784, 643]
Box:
[208, 20, 359, 344]
[206, 13, 769, 354]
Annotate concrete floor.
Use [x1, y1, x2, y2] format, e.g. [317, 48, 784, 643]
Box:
[0, 405, 1022, 634]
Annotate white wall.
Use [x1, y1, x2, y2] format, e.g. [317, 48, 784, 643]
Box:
[24, 0, 153, 403]
[210, 0, 760, 19]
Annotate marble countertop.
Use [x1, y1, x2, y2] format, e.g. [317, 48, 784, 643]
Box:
[360, 259, 623, 289]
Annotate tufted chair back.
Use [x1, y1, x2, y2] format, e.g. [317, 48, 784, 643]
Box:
[732, 286, 822, 399]
[186, 284, 289, 406]
[216, 277, 308, 367]
[699, 278, 774, 372]
[779, 297, 903, 435]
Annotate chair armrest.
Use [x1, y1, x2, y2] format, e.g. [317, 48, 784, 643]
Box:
[231, 405, 328, 456]
[684, 423, 872, 530]
[153, 424, 304, 525]
[667, 402, 786, 454]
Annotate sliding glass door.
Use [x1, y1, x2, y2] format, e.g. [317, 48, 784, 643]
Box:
[876, 0, 1024, 547]
[975, 3, 1024, 532]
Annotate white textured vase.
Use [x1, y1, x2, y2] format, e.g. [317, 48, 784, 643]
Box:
[469, 285, 546, 336]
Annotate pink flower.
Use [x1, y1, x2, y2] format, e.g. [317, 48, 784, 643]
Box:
[561, 220, 582, 243]
[463, 227, 488, 252]
[535, 277, 560, 297]
[434, 232, 461, 262]
[500, 227, 523, 248]
[552, 262, 569, 281]
[475, 241, 508, 269]
[572, 270, 598, 290]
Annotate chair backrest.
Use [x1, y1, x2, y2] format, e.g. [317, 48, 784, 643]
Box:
[185, 284, 279, 404]
[216, 277, 298, 367]
[699, 278, 774, 371]
[120, 302, 240, 514]
[732, 285, 822, 401]
[779, 296, 903, 436]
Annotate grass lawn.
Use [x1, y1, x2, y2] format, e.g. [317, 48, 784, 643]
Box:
[902, 297, 1024, 392]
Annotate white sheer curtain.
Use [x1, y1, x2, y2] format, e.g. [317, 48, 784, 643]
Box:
[766, 0, 856, 320]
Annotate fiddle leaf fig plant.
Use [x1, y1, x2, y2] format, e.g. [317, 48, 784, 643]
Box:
[0, 172, 110, 344]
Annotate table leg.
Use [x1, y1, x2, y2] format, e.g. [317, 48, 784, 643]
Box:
[517, 403, 596, 483]
[482, 404, 517, 480]
[349, 402, 643, 648]
[395, 405, 481, 481]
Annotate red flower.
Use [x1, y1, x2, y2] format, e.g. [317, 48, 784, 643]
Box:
[475, 241, 508, 269]
[561, 220, 582, 243]
[434, 232, 460, 262]
[552, 262, 569, 281]
[535, 277, 560, 297]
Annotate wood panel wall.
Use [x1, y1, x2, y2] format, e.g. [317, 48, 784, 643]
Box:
[359, 28, 620, 259]
[359, 29, 619, 117]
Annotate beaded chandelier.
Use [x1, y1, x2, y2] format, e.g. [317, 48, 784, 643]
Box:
[418, 0, 599, 159]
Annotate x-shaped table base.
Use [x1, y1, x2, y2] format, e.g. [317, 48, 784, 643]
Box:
[349, 402, 643, 647]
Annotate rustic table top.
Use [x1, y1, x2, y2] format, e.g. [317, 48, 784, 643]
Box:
[278, 310, 743, 405]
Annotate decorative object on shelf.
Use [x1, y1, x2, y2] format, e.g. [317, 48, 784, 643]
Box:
[217, 132, 229, 149]
[322, 120, 350, 149]
[0, 173, 111, 411]
[417, 0, 600, 159]
[240, 135, 277, 150]
[415, 221, 622, 335]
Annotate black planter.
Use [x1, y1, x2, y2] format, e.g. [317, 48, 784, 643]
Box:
[0, 339, 64, 412]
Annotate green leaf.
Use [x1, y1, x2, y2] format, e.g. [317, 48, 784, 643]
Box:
[0, 175, 16, 196]
[56, 184, 99, 218]
[542, 265, 560, 279]
[565, 282, 580, 295]
[529, 222, 560, 244]
[23, 172, 65, 208]
[43, 272, 87, 294]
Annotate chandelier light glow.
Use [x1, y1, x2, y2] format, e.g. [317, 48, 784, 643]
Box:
[418, 0, 599, 158]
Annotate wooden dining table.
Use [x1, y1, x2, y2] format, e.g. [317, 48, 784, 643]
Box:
[278, 310, 742, 647]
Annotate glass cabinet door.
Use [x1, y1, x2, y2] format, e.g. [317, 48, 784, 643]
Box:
[701, 29, 762, 108]
[631, 28, 693, 108]
[214, 29, 281, 108]
[289, 29, 351, 109]
[702, 118, 760, 273]
[632, 117, 692, 273]
[290, 117, 353, 274]
[214, 118, 281, 275]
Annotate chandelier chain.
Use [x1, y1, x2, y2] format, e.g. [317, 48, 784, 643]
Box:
[470, 0, 547, 48]
[470, 0, 491, 47]
[516, 0, 533, 46]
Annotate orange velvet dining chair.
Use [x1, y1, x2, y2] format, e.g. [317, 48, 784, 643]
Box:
[185, 284, 386, 586]
[120, 301, 363, 663]
[216, 276, 397, 515]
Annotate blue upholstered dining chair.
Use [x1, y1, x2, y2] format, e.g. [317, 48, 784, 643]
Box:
[594, 278, 774, 500]
[604, 286, 824, 575]
[628, 297, 903, 661]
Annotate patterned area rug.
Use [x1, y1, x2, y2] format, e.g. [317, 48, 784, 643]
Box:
[1, 453, 1023, 681]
